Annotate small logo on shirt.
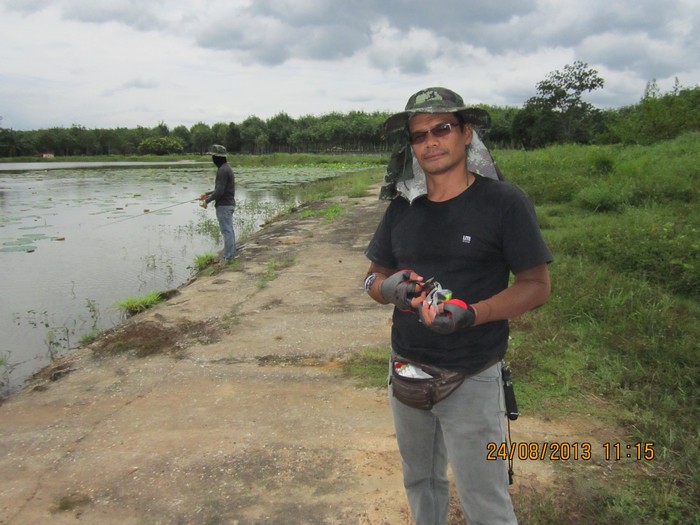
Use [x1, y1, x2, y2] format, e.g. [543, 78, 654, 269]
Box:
[462, 235, 472, 244]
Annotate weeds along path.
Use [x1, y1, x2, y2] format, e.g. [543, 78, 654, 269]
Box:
[0, 186, 609, 524]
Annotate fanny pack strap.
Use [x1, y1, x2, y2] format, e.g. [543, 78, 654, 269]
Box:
[391, 351, 500, 378]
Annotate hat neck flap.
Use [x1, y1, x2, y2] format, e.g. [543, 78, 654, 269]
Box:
[379, 130, 502, 203]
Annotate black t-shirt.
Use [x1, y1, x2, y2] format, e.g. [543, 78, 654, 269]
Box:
[365, 175, 553, 374]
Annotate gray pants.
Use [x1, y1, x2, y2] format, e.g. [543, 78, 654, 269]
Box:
[390, 362, 517, 525]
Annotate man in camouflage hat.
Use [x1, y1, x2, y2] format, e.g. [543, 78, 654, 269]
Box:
[363, 87, 552, 524]
[199, 144, 236, 262]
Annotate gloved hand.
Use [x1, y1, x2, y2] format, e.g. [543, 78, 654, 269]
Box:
[419, 298, 476, 334]
[199, 193, 208, 200]
[380, 270, 423, 310]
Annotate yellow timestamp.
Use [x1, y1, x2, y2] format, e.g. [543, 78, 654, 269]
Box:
[603, 442, 655, 461]
[487, 441, 656, 461]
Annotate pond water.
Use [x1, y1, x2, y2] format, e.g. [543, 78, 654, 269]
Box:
[0, 162, 359, 394]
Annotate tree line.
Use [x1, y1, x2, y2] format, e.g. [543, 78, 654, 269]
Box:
[1, 62, 698, 158]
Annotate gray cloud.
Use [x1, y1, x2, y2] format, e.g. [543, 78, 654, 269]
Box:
[17, 0, 695, 84]
[192, 0, 699, 88]
[0, 0, 52, 13]
[102, 78, 159, 97]
[194, 1, 371, 64]
[192, 0, 538, 70]
[1, 0, 699, 130]
[370, 0, 538, 35]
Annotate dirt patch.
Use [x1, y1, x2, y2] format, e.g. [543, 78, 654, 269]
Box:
[91, 318, 222, 358]
[0, 186, 608, 524]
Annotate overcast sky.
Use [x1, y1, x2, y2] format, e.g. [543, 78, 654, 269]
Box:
[1, 0, 698, 131]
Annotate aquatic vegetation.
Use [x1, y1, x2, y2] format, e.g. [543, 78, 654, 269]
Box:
[115, 291, 164, 318]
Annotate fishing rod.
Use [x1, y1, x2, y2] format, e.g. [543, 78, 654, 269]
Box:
[98, 198, 201, 228]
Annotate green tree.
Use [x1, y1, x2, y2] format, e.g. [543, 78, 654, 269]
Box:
[116, 127, 138, 154]
[606, 83, 700, 145]
[344, 111, 386, 152]
[190, 122, 214, 154]
[514, 61, 605, 147]
[171, 125, 191, 152]
[152, 121, 169, 137]
[211, 122, 229, 147]
[0, 128, 36, 157]
[35, 127, 73, 156]
[69, 125, 98, 155]
[94, 128, 120, 155]
[289, 115, 324, 152]
[224, 122, 242, 153]
[267, 112, 295, 152]
[239, 116, 268, 154]
[137, 136, 184, 155]
[126, 127, 153, 154]
[318, 112, 347, 149]
[482, 105, 518, 148]
[533, 61, 604, 113]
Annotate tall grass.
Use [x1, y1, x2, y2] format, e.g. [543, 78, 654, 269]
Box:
[292, 166, 383, 202]
[497, 132, 699, 523]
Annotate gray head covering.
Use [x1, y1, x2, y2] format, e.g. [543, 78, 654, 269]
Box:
[380, 87, 502, 202]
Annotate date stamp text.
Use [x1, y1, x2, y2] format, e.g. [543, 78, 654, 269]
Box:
[487, 442, 655, 461]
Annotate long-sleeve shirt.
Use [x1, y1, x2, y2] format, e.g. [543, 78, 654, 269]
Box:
[205, 163, 236, 207]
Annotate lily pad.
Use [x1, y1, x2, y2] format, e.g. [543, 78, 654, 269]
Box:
[0, 245, 37, 252]
[3, 239, 33, 246]
[18, 225, 50, 231]
[20, 233, 50, 241]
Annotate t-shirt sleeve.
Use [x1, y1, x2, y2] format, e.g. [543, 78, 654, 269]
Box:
[365, 202, 398, 269]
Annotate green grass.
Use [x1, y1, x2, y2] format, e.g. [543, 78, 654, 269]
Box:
[340, 346, 391, 388]
[501, 134, 699, 523]
[115, 291, 164, 317]
[257, 256, 296, 288]
[288, 166, 383, 203]
[297, 203, 345, 222]
[79, 330, 101, 345]
[191, 252, 242, 277]
[194, 253, 218, 271]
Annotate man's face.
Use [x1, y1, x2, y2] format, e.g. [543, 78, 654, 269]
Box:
[408, 113, 472, 177]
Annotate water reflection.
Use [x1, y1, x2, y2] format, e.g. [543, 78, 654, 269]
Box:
[0, 163, 353, 394]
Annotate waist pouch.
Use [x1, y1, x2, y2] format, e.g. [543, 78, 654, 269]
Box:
[390, 353, 466, 410]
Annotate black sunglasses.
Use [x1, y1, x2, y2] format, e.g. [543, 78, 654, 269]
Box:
[409, 121, 460, 145]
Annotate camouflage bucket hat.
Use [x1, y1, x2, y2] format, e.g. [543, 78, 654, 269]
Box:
[384, 87, 491, 134]
[206, 144, 227, 157]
